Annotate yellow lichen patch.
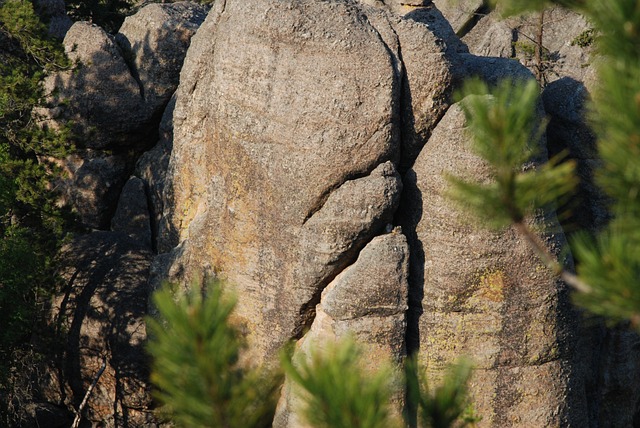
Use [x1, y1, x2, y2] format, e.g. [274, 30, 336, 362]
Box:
[478, 269, 506, 302]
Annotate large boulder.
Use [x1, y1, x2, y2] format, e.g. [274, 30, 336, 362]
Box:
[398, 102, 588, 425]
[41, 2, 206, 149]
[156, 0, 452, 365]
[41, 22, 151, 149]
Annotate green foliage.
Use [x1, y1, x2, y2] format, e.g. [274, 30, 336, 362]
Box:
[451, 0, 640, 330]
[147, 281, 282, 428]
[570, 28, 595, 47]
[448, 79, 577, 229]
[148, 282, 479, 428]
[0, 2, 75, 422]
[405, 358, 479, 428]
[66, 0, 135, 33]
[281, 339, 397, 428]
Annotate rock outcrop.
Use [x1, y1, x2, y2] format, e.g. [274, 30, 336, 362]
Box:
[157, 0, 451, 366]
[40, 2, 206, 229]
[20, 0, 640, 426]
[398, 102, 587, 426]
[42, 2, 207, 149]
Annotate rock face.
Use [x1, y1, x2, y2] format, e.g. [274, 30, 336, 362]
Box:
[398, 103, 587, 426]
[432, 0, 484, 34]
[43, 22, 150, 149]
[56, 151, 130, 230]
[111, 176, 152, 249]
[158, 0, 451, 365]
[462, 5, 595, 84]
[116, 2, 208, 124]
[274, 231, 409, 427]
[41, 2, 206, 229]
[34, 0, 72, 38]
[42, 2, 207, 149]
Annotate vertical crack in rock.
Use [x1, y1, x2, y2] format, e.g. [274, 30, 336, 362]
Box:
[275, 230, 410, 428]
[455, 1, 492, 38]
[162, 0, 406, 365]
[115, 38, 146, 100]
[398, 101, 587, 425]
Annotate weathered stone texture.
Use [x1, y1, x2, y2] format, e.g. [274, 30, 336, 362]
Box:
[274, 231, 409, 428]
[399, 102, 587, 426]
[158, 0, 451, 365]
[41, 2, 205, 149]
[462, 6, 595, 83]
[433, 0, 485, 34]
[42, 232, 155, 427]
[116, 2, 208, 120]
[111, 176, 152, 249]
[56, 150, 130, 230]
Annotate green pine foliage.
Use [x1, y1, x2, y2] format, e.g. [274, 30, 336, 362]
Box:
[0, 1, 75, 421]
[281, 339, 397, 428]
[450, 0, 640, 328]
[405, 357, 479, 428]
[148, 281, 479, 428]
[146, 281, 283, 428]
[448, 79, 577, 229]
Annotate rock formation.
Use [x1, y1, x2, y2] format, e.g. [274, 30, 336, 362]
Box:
[398, 102, 586, 425]
[21, 0, 640, 426]
[156, 0, 451, 367]
[40, 2, 207, 229]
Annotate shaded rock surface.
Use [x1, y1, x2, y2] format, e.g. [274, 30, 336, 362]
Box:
[40, 232, 155, 427]
[432, 0, 484, 34]
[40, 2, 205, 230]
[115, 2, 208, 122]
[111, 176, 152, 249]
[135, 95, 176, 252]
[542, 77, 608, 234]
[41, 2, 205, 150]
[56, 150, 130, 230]
[34, 0, 72, 38]
[42, 21, 150, 149]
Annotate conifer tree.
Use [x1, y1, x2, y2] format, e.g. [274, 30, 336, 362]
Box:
[0, 1, 73, 422]
[450, 0, 640, 327]
[147, 282, 283, 428]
